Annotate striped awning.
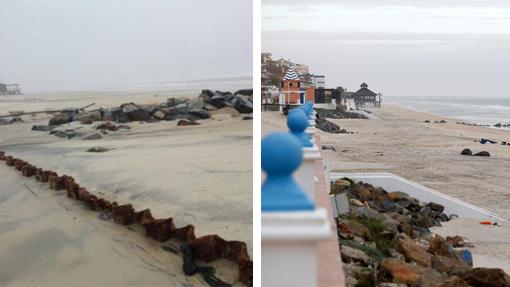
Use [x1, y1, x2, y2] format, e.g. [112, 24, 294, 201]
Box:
[283, 67, 300, 81]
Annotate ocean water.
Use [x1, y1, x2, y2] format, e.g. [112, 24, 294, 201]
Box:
[387, 96, 510, 126]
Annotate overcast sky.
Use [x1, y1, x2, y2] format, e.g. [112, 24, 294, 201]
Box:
[263, 0, 510, 98]
[0, 0, 252, 92]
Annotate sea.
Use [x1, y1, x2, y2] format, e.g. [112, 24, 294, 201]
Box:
[386, 96, 510, 128]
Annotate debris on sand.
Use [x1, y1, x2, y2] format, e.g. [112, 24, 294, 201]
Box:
[177, 119, 200, 126]
[86, 146, 111, 153]
[331, 178, 509, 286]
[0, 151, 252, 286]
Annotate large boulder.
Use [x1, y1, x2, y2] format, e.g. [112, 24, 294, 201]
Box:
[378, 258, 422, 285]
[120, 103, 151, 121]
[188, 97, 205, 110]
[399, 238, 431, 267]
[473, 151, 490, 157]
[231, 95, 253, 113]
[78, 110, 102, 124]
[234, 89, 253, 96]
[111, 108, 130, 123]
[462, 268, 510, 287]
[49, 112, 74, 126]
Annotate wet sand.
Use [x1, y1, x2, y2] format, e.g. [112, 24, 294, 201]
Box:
[262, 104, 510, 272]
[0, 89, 252, 286]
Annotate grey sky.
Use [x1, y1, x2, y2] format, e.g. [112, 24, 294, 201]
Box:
[0, 0, 252, 92]
[263, 1, 510, 98]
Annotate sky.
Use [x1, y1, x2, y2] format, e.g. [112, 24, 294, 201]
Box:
[0, 0, 252, 92]
[262, 0, 510, 99]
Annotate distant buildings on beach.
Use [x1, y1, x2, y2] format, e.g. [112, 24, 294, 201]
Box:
[0, 83, 21, 95]
[262, 52, 381, 109]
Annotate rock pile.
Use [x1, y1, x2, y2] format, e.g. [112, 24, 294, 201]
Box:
[315, 113, 352, 134]
[460, 149, 490, 157]
[0, 151, 252, 286]
[316, 108, 368, 119]
[331, 178, 510, 287]
[36, 89, 252, 140]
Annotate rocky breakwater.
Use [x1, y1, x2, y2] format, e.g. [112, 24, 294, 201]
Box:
[0, 151, 252, 287]
[331, 178, 510, 287]
[35, 89, 253, 140]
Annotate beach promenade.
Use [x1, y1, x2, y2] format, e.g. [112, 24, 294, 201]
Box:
[262, 104, 510, 275]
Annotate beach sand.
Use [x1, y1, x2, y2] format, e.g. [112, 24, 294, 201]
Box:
[262, 104, 510, 273]
[0, 89, 252, 286]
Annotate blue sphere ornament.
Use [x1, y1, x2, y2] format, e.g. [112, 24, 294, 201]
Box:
[261, 133, 315, 211]
[287, 111, 313, 147]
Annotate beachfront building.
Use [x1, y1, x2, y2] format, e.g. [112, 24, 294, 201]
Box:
[349, 82, 381, 108]
[0, 83, 21, 95]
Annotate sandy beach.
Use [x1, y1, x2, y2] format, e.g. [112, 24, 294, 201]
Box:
[262, 104, 510, 273]
[0, 89, 252, 286]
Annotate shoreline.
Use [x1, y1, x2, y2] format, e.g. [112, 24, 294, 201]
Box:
[385, 100, 510, 129]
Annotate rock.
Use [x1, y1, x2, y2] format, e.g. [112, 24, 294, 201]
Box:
[355, 207, 384, 221]
[435, 276, 469, 287]
[234, 89, 253, 96]
[350, 198, 364, 207]
[446, 235, 472, 248]
[50, 130, 77, 139]
[378, 258, 422, 285]
[239, 260, 253, 287]
[231, 95, 253, 113]
[166, 97, 187, 107]
[172, 224, 197, 242]
[141, 217, 177, 242]
[78, 110, 102, 124]
[428, 202, 445, 213]
[462, 268, 510, 287]
[460, 148, 472, 156]
[428, 235, 453, 257]
[431, 255, 470, 274]
[82, 133, 103, 140]
[174, 103, 190, 114]
[399, 237, 431, 267]
[151, 109, 166, 120]
[209, 92, 227, 108]
[315, 116, 341, 133]
[440, 120, 447, 123]
[111, 204, 137, 225]
[188, 97, 205, 110]
[387, 191, 410, 202]
[203, 103, 218, 111]
[111, 108, 130, 123]
[121, 103, 151, 121]
[322, 145, 336, 152]
[473, 151, 490, 157]
[340, 245, 372, 265]
[416, 270, 448, 287]
[425, 120, 431, 123]
[189, 109, 211, 119]
[189, 235, 228, 262]
[31, 125, 51, 131]
[49, 112, 74, 126]
[177, 119, 199, 126]
[242, 114, 253, 120]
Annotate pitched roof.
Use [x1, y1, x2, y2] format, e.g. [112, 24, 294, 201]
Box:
[352, 83, 377, 97]
[283, 67, 300, 81]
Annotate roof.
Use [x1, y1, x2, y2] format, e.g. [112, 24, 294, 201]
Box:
[352, 83, 377, 97]
[283, 67, 300, 81]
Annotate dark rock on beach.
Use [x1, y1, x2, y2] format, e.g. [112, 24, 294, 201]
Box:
[460, 148, 472, 156]
[473, 151, 490, 157]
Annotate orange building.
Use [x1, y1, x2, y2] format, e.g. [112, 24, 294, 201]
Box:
[280, 67, 301, 104]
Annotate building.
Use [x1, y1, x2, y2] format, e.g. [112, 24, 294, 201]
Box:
[312, 75, 325, 89]
[0, 83, 21, 95]
[280, 67, 302, 104]
[349, 83, 381, 108]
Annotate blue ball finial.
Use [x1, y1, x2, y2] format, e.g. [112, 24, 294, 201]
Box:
[287, 111, 313, 147]
[262, 133, 315, 211]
